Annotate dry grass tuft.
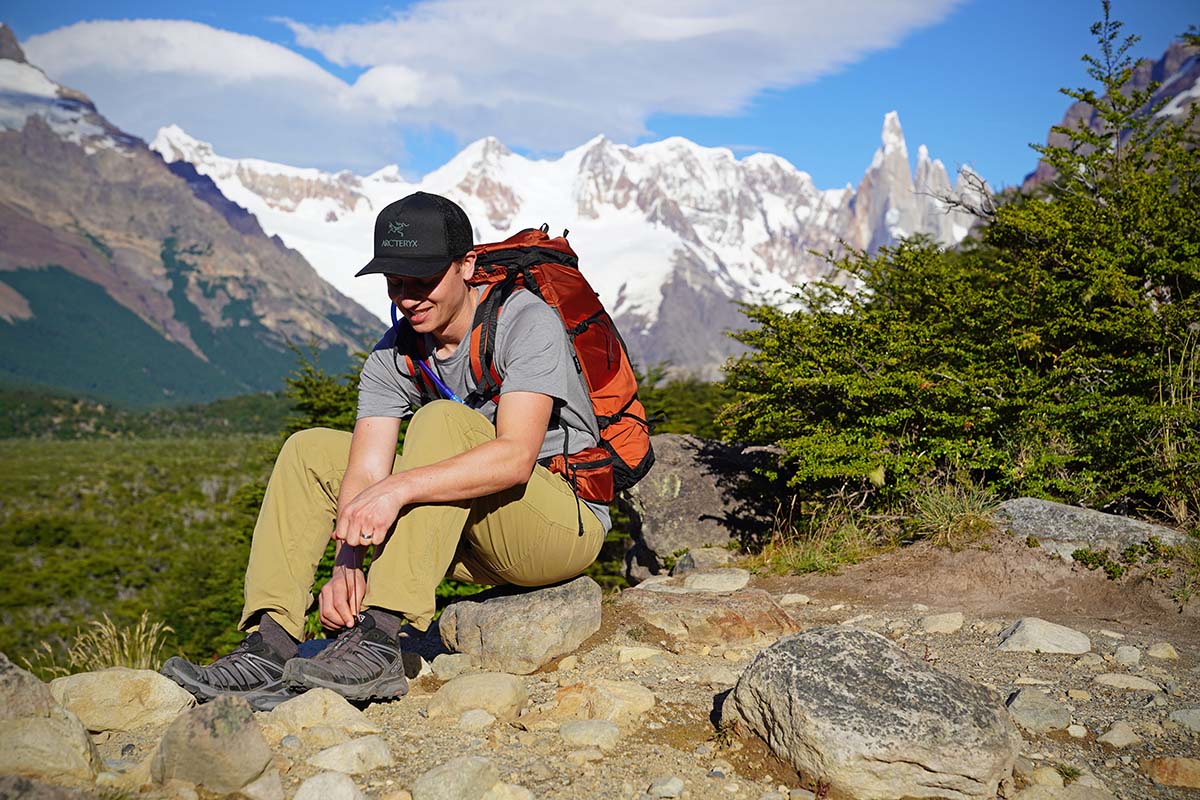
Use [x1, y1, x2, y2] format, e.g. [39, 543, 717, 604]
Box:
[22, 610, 174, 679]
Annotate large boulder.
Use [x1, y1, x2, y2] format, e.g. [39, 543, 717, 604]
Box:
[0, 654, 102, 782]
[724, 626, 1020, 800]
[49, 667, 194, 733]
[995, 498, 1189, 556]
[439, 577, 601, 674]
[621, 434, 772, 581]
[150, 694, 275, 795]
[616, 585, 798, 646]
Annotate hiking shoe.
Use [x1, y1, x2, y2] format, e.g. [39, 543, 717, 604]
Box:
[161, 631, 288, 703]
[282, 614, 409, 701]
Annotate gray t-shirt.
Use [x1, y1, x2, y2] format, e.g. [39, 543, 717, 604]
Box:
[357, 288, 610, 531]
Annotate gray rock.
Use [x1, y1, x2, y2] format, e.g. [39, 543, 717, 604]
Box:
[151, 695, 272, 794]
[1114, 646, 1141, 666]
[0, 775, 102, 799]
[670, 547, 734, 576]
[262, 687, 379, 736]
[428, 673, 527, 720]
[1092, 673, 1161, 691]
[559, 719, 621, 750]
[1147, 642, 1179, 660]
[1097, 721, 1141, 748]
[49, 668, 194, 733]
[999, 618, 1091, 654]
[995, 498, 1189, 551]
[0, 654, 102, 782]
[920, 612, 964, 634]
[681, 568, 750, 592]
[1168, 709, 1200, 733]
[778, 594, 811, 606]
[725, 626, 1019, 800]
[241, 768, 285, 800]
[432, 653, 476, 680]
[412, 755, 500, 800]
[459, 709, 497, 732]
[439, 577, 601, 674]
[0, 710, 103, 782]
[552, 679, 656, 728]
[306, 735, 394, 774]
[647, 776, 685, 798]
[1006, 689, 1071, 733]
[0, 652, 57, 720]
[294, 771, 367, 800]
[622, 434, 772, 580]
[617, 587, 798, 646]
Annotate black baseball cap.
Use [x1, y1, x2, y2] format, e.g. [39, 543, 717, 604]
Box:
[356, 191, 474, 278]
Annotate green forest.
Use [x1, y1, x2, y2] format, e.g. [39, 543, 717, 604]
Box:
[2, 11, 1198, 672]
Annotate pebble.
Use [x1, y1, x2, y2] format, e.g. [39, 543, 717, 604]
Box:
[458, 709, 496, 733]
[556, 655, 578, 672]
[723, 650, 746, 662]
[1067, 689, 1091, 701]
[1147, 642, 1179, 661]
[428, 673, 527, 720]
[1006, 689, 1071, 733]
[411, 755, 499, 800]
[431, 653, 475, 681]
[1067, 724, 1088, 738]
[647, 776, 685, 798]
[294, 772, 367, 800]
[1075, 653, 1105, 669]
[682, 569, 750, 593]
[919, 611, 964, 634]
[912, 603, 929, 612]
[1169, 709, 1200, 734]
[1092, 673, 1161, 692]
[1114, 645, 1141, 666]
[778, 594, 810, 606]
[619, 647, 666, 663]
[1098, 629, 1125, 640]
[829, 604, 846, 611]
[789, 790, 817, 800]
[1098, 721, 1141, 748]
[999, 618, 1091, 654]
[307, 735, 394, 775]
[1030, 766, 1064, 787]
[559, 719, 621, 750]
[566, 748, 604, 765]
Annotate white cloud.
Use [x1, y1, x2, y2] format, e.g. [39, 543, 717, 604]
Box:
[22, 2, 961, 172]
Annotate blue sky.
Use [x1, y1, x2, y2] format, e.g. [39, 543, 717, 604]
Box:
[4, 1, 1196, 190]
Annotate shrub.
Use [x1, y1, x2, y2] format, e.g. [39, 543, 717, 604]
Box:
[721, 9, 1200, 526]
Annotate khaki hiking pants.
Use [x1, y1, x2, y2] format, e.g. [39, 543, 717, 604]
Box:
[240, 400, 606, 637]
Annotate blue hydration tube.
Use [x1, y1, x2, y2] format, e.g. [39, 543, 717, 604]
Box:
[392, 302, 465, 404]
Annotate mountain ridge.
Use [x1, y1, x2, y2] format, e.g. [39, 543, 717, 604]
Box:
[0, 25, 379, 406]
[153, 115, 985, 374]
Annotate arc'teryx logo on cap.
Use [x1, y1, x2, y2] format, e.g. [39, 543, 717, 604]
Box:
[382, 220, 417, 248]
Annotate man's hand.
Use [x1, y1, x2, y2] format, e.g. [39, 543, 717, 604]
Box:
[332, 477, 405, 547]
[319, 546, 366, 630]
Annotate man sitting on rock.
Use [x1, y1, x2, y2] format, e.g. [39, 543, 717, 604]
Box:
[162, 191, 609, 704]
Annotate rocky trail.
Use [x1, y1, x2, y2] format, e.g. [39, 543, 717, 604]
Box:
[3, 483, 1200, 800]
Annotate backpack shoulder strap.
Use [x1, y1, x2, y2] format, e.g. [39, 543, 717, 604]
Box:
[389, 304, 437, 404]
[464, 273, 520, 407]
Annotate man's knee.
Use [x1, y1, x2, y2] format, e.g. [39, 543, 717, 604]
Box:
[278, 427, 350, 466]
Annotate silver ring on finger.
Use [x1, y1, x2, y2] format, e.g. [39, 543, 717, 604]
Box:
[361, 532, 372, 542]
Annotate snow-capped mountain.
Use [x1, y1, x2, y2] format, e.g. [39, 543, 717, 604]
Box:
[153, 113, 983, 373]
[0, 24, 377, 405]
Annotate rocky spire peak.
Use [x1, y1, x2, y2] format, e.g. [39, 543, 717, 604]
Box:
[0, 23, 27, 63]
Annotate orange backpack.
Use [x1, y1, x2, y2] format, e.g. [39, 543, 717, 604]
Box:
[398, 226, 654, 503]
